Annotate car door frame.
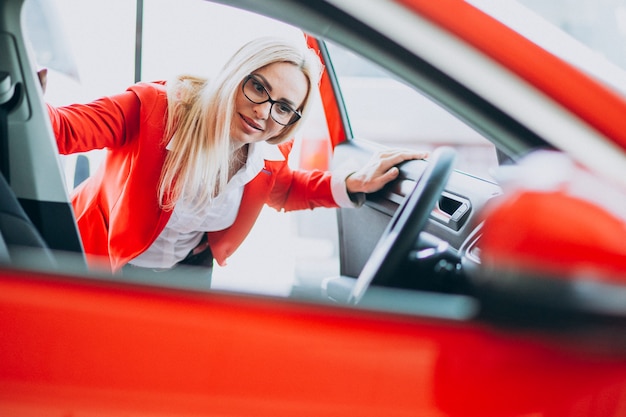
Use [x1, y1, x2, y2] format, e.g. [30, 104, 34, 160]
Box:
[305, 32, 525, 281]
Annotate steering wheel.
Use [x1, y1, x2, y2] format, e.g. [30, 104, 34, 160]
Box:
[348, 146, 457, 304]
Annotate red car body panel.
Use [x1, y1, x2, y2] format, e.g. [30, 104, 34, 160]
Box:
[306, 36, 348, 148]
[1, 270, 626, 416]
[480, 190, 626, 282]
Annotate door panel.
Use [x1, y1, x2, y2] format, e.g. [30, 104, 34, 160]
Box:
[2, 269, 626, 417]
[314, 37, 502, 284]
[332, 139, 501, 283]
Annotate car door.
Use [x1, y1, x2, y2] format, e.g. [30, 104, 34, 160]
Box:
[309, 35, 505, 293]
[0, 0, 85, 258]
[3, 1, 626, 416]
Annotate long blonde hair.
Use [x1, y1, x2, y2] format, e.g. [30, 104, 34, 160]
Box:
[158, 36, 323, 210]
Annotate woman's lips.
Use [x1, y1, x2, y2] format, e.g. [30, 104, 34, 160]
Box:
[240, 114, 263, 131]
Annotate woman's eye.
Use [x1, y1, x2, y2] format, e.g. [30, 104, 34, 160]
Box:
[252, 81, 265, 94]
[276, 103, 292, 115]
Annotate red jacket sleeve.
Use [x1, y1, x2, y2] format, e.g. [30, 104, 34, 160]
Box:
[266, 141, 338, 211]
[47, 91, 142, 154]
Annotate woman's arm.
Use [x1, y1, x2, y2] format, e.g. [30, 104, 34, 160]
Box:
[48, 91, 141, 155]
[267, 144, 427, 211]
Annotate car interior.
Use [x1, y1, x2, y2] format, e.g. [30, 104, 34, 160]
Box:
[1, 0, 625, 331]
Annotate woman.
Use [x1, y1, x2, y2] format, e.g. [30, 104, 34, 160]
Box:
[47, 36, 425, 274]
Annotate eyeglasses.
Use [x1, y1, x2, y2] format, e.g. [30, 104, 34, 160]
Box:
[242, 74, 302, 126]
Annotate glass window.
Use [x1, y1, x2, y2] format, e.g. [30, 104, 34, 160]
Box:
[33, 0, 137, 191]
[141, 1, 303, 82]
[140, 1, 332, 296]
[326, 42, 499, 181]
[38, 0, 136, 104]
[32, 0, 332, 297]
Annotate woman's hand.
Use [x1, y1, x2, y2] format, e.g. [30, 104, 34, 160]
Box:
[345, 149, 428, 195]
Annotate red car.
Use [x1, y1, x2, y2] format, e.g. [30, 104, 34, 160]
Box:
[1, 0, 626, 415]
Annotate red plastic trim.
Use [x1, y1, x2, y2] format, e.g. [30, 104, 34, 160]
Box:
[306, 36, 347, 148]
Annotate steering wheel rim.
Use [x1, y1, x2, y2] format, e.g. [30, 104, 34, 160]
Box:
[349, 146, 457, 304]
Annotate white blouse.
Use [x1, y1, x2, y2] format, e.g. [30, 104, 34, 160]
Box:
[129, 141, 356, 269]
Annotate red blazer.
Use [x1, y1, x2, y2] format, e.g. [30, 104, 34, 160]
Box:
[48, 82, 338, 271]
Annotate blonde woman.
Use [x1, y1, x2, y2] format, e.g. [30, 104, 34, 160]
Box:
[47, 36, 425, 275]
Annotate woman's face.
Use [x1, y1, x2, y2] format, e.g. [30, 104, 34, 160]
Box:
[231, 61, 308, 147]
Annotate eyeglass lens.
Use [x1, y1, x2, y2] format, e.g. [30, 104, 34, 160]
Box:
[243, 76, 299, 126]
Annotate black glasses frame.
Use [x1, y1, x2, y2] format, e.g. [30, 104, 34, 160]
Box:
[242, 74, 302, 126]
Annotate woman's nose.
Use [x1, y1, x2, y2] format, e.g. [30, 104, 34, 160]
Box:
[252, 102, 271, 120]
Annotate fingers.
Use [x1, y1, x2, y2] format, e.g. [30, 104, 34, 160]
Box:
[375, 166, 400, 189]
[380, 165, 399, 182]
[374, 149, 428, 171]
[346, 160, 402, 194]
[377, 149, 428, 160]
[345, 148, 429, 195]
